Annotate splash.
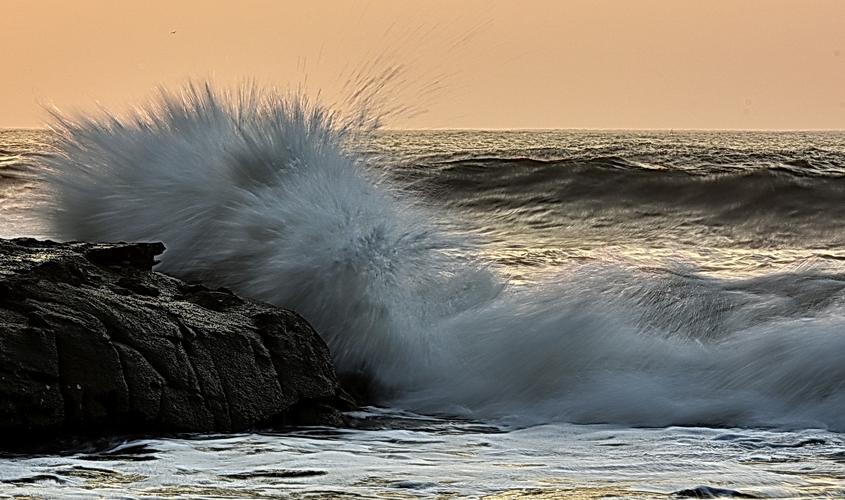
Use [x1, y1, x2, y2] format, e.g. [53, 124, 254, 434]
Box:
[42, 85, 845, 430]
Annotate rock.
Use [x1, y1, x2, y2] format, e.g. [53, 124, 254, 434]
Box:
[0, 238, 354, 448]
[673, 485, 758, 498]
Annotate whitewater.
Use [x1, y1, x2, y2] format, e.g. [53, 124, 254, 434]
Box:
[1, 86, 844, 497]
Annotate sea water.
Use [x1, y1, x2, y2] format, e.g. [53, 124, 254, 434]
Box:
[0, 99, 844, 497]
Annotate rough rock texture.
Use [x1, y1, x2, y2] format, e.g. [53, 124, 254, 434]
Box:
[0, 238, 353, 446]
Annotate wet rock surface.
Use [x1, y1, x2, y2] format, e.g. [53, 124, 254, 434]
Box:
[0, 238, 353, 448]
[673, 485, 758, 498]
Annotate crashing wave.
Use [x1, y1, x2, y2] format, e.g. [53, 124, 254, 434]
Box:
[42, 84, 845, 430]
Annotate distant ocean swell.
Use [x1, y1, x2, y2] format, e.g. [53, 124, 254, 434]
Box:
[37, 85, 845, 431]
[397, 156, 845, 224]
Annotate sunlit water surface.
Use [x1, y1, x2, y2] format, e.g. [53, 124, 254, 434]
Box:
[2, 409, 844, 498]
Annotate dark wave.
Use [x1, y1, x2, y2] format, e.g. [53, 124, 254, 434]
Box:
[397, 156, 845, 224]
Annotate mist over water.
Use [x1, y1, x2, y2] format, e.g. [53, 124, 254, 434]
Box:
[1, 92, 845, 497]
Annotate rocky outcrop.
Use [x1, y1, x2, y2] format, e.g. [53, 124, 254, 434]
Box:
[0, 238, 353, 447]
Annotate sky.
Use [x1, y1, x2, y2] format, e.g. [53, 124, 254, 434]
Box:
[2, 0, 845, 130]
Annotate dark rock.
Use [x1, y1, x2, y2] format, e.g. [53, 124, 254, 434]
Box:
[0, 238, 354, 448]
[673, 485, 758, 498]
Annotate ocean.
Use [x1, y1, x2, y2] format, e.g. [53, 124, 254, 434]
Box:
[1, 114, 845, 497]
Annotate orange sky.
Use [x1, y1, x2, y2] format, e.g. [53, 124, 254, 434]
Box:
[3, 0, 845, 129]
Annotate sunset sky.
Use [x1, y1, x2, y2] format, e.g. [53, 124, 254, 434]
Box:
[3, 0, 844, 129]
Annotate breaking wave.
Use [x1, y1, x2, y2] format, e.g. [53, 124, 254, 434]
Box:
[41, 85, 845, 430]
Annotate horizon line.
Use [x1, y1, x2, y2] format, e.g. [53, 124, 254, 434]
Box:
[3, 125, 845, 133]
[384, 126, 845, 133]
